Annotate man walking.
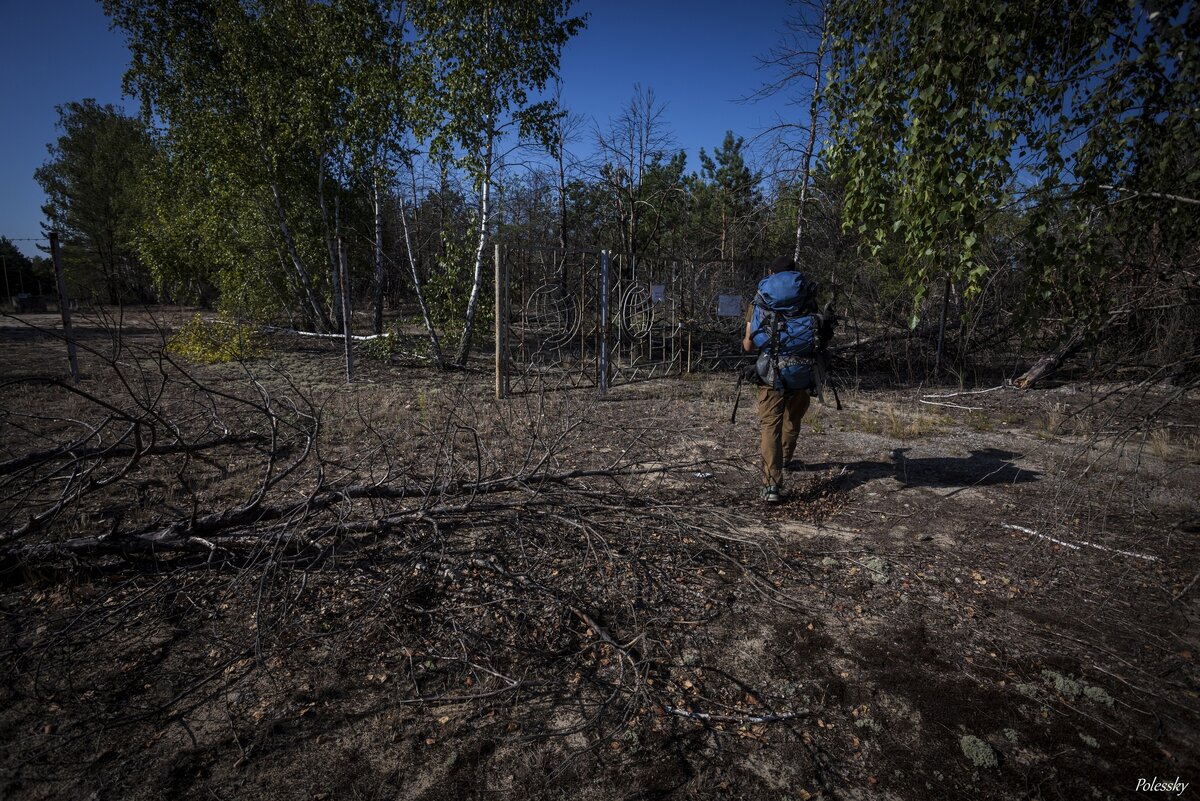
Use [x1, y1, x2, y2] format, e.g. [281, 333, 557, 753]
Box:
[743, 256, 821, 503]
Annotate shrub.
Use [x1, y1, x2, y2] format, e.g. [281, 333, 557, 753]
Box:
[361, 332, 396, 362]
[166, 314, 263, 364]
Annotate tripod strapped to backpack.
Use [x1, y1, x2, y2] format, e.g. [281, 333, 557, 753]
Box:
[814, 287, 842, 411]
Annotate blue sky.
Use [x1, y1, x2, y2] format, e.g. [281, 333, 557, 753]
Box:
[0, 0, 807, 257]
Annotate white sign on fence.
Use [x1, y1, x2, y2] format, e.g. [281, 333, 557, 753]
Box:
[716, 294, 742, 317]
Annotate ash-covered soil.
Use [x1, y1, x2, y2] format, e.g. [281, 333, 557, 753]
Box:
[1, 308, 1196, 800]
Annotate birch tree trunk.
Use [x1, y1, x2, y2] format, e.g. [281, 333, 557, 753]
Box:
[268, 178, 333, 332]
[372, 168, 385, 335]
[317, 156, 342, 331]
[454, 125, 494, 366]
[331, 196, 344, 335]
[401, 173, 446, 370]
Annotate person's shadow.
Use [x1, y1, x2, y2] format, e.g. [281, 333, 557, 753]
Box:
[805, 448, 1040, 493]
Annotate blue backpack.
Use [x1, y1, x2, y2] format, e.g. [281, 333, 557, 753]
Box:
[749, 271, 818, 391]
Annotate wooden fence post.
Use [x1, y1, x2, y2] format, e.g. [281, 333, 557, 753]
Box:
[49, 232, 79, 384]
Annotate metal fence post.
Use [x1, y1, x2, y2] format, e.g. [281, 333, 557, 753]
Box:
[598, 249, 611, 397]
[49, 232, 79, 384]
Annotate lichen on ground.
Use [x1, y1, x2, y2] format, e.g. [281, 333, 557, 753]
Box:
[1042, 669, 1083, 699]
[855, 717, 883, 733]
[865, 556, 890, 584]
[1083, 685, 1114, 707]
[960, 735, 998, 768]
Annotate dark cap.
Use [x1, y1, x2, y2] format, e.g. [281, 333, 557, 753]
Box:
[769, 256, 797, 273]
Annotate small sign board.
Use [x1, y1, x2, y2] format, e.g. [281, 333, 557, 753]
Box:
[650, 284, 666, 303]
[716, 294, 742, 317]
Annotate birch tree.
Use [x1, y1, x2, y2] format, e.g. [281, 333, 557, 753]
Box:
[409, 0, 585, 366]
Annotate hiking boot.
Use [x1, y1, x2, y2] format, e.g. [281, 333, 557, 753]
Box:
[761, 484, 783, 504]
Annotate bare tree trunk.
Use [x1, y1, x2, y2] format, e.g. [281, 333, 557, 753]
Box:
[557, 134, 568, 254]
[793, 13, 829, 264]
[556, 144, 569, 283]
[331, 197, 344, 335]
[935, 272, 951, 376]
[455, 126, 494, 366]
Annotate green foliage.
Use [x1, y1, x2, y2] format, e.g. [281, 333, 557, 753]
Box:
[408, 0, 587, 181]
[0, 238, 51, 298]
[166, 314, 264, 364]
[689, 132, 763, 260]
[595, 87, 689, 263]
[361, 331, 396, 361]
[824, 0, 1199, 331]
[424, 223, 492, 333]
[103, 0, 416, 330]
[34, 100, 156, 304]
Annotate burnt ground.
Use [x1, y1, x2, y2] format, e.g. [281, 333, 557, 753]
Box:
[0, 308, 1197, 800]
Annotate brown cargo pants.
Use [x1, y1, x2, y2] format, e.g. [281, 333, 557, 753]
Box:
[756, 387, 810, 487]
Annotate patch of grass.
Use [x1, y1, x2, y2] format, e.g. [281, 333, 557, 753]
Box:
[966, 410, 994, 432]
[849, 410, 883, 434]
[700, 376, 739, 404]
[885, 406, 904, 438]
[1147, 428, 1193, 462]
[1188, 434, 1200, 464]
[883, 404, 942, 440]
[1040, 403, 1067, 436]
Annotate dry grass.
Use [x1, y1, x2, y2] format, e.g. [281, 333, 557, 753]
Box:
[1150, 428, 1173, 460]
[965, 410, 994, 432]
